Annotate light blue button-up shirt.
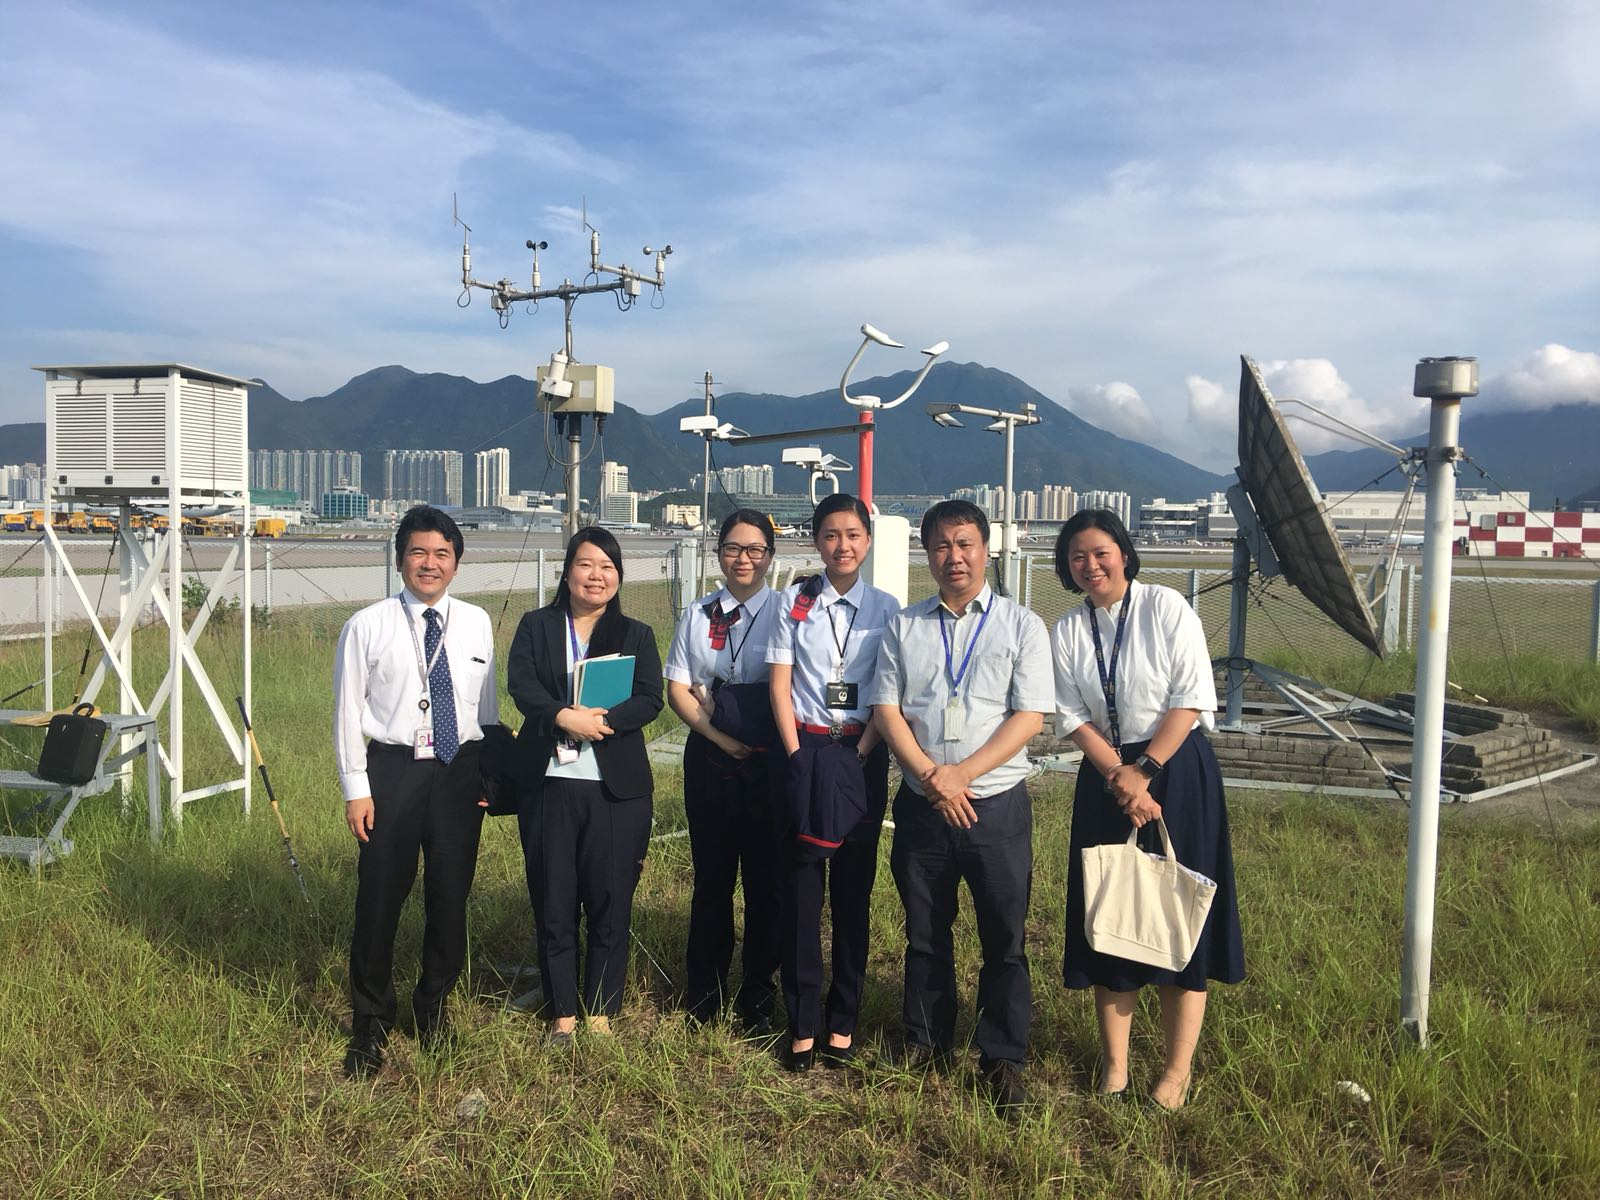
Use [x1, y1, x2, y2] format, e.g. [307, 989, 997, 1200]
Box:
[870, 584, 1052, 798]
[766, 574, 900, 727]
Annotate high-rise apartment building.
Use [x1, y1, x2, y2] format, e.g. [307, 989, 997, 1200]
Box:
[384, 450, 463, 507]
[1073, 489, 1133, 527]
[475, 448, 511, 507]
[692, 463, 775, 497]
[250, 449, 363, 506]
[599, 460, 630, 497]
[1040, 484, 1075, 521]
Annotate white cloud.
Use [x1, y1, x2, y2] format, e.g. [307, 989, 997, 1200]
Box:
[1066, 381, 1153, 442]
[1185, 375, 1231, 429]
[1482, 343, 1600, 412]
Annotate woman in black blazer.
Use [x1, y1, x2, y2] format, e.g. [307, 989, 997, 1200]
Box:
[508, 526, 663, 1040]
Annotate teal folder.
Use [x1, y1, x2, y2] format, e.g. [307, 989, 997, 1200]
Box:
[575, 654, 635, 709]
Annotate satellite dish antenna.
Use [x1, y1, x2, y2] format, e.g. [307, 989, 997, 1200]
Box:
[1220, 355, 1425, 743]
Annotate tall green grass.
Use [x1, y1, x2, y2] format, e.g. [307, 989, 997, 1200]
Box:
[2, 614, 1598, 1196]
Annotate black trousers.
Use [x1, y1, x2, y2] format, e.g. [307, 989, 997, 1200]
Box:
[780, 735, 890, 1042]
[683, 733, 784, 1022]
[518, 774, 652, 1017]
[889, 778, 1032, 1066]
[349, 740, 485, 1029]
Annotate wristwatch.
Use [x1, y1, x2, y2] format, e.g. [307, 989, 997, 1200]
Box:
[1133, 753, 1165, 782]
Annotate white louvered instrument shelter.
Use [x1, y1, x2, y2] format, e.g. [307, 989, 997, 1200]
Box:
[38, 363, 252, 499]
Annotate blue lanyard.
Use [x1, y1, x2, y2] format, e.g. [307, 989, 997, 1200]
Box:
[938, 598, 992, 693]
[566, 614, 588, 703]
[1086, 589, 1132, 750]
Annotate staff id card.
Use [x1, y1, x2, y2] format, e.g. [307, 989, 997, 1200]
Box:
[414, 729, 436, 760]
[943, 697, 966, 742]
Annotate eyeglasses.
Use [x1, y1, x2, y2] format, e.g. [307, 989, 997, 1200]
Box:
[719, 543, 771, 561]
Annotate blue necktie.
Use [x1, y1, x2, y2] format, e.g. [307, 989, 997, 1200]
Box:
[423, 607, 459, 764]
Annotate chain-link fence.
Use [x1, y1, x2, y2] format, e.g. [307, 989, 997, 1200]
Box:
[3, 536, 1599, 674]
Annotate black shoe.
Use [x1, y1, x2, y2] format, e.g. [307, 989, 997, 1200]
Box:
[981, 1059, 1028, 1114]
[888, 1043, 949, 1074]
[415, 1008, 451, 1053]
[819, 1039, 857, 1070]
[734, 1008, 779, 1039]
[342, 1022, 388, 1080]
[782, 1045, 815, 1074]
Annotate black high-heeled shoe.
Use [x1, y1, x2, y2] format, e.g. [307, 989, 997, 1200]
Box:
[819, 1039, 856, 1069]
[783, 1044, 815, 1073]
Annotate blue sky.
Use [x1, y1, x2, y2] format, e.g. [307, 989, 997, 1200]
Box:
[1, 0, 1595, 469]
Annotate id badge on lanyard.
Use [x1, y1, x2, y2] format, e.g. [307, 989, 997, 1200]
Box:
[940, 601, 991, 742]
[402, 596, 449, 759]
[825, 599, 860, 710]
[557, 614, 585, 764]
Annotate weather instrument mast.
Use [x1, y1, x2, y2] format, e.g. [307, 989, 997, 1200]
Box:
[454, 197, 672, 540]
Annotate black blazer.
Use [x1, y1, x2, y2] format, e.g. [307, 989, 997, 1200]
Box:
[507, 606, 663, 801]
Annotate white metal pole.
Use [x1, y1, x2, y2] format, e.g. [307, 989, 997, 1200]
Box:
[565, 417, 582, 542]
[1400, 357, 1475, 1046]
[1000, 419, 1017, 597]
[117, 505, 135, 804]
[240, 504, 252, 818]
[168, 371, 184, 826]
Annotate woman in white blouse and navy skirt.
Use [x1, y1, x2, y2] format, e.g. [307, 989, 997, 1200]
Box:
[767, 493, 901, 1072]
[664, 509, 784, 1029]
[1051, 509, 1244, 1109]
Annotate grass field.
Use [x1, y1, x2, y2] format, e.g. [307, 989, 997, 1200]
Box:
[2, 609, 1599, 1197]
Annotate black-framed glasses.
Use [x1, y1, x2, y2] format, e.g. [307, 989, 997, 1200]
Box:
[719, 543, 771, 560]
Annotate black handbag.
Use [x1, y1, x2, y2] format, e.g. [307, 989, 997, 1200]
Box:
[37, 703, 109, 786]
[479, 723, 522, 817]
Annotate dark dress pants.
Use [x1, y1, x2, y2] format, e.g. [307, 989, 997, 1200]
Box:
[520, 774, 652, 1017]
[780, 736, 890, 1042]
[889, 778, 1032, 1067]
[349, 741, 485, 1029]
[683, 733, 784, 1022]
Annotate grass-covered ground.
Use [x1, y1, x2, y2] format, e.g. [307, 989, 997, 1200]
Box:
[2, 615, 1599, 1196]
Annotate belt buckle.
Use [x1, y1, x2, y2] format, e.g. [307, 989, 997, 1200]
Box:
[827, 723, 844, 740]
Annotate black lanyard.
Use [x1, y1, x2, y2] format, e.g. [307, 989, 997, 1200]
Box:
[827, 598, 860, 674]
[705, 598, 753, 675]
[1086, 589, 1132, 750]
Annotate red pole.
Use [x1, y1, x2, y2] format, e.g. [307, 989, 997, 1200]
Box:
[857, 410, 874, 509]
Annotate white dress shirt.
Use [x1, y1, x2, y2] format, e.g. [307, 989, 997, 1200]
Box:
[766, 574, 901, 727]
[333, 588, 500, 802]
[664, 584, 776, 688]
[1051, 579, 1216, 746]
[870, 585, 1052, 797]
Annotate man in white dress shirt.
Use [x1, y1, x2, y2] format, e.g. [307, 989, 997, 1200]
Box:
[871, 500, 1051, 1112]
[333, 505, 498, 1078]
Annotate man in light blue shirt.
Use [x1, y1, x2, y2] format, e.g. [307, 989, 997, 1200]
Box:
[871, 500, 1051, 1112]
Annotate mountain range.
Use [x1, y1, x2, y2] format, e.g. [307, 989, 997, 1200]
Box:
[2, 363, 1595, 508]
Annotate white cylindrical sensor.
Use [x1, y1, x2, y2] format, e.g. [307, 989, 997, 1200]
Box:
[1413, 356, 1479, 399]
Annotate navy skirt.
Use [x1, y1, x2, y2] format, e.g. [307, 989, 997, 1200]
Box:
[1063, 728, 1245, 992]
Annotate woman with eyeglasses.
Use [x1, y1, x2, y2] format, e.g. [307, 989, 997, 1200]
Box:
[766, 492, 900, 1072]
[507, 526, 664, 1043]
[664, 509, 784, 1031]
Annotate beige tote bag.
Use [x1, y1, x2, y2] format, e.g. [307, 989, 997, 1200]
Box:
[1082, 818, 1217, 971]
